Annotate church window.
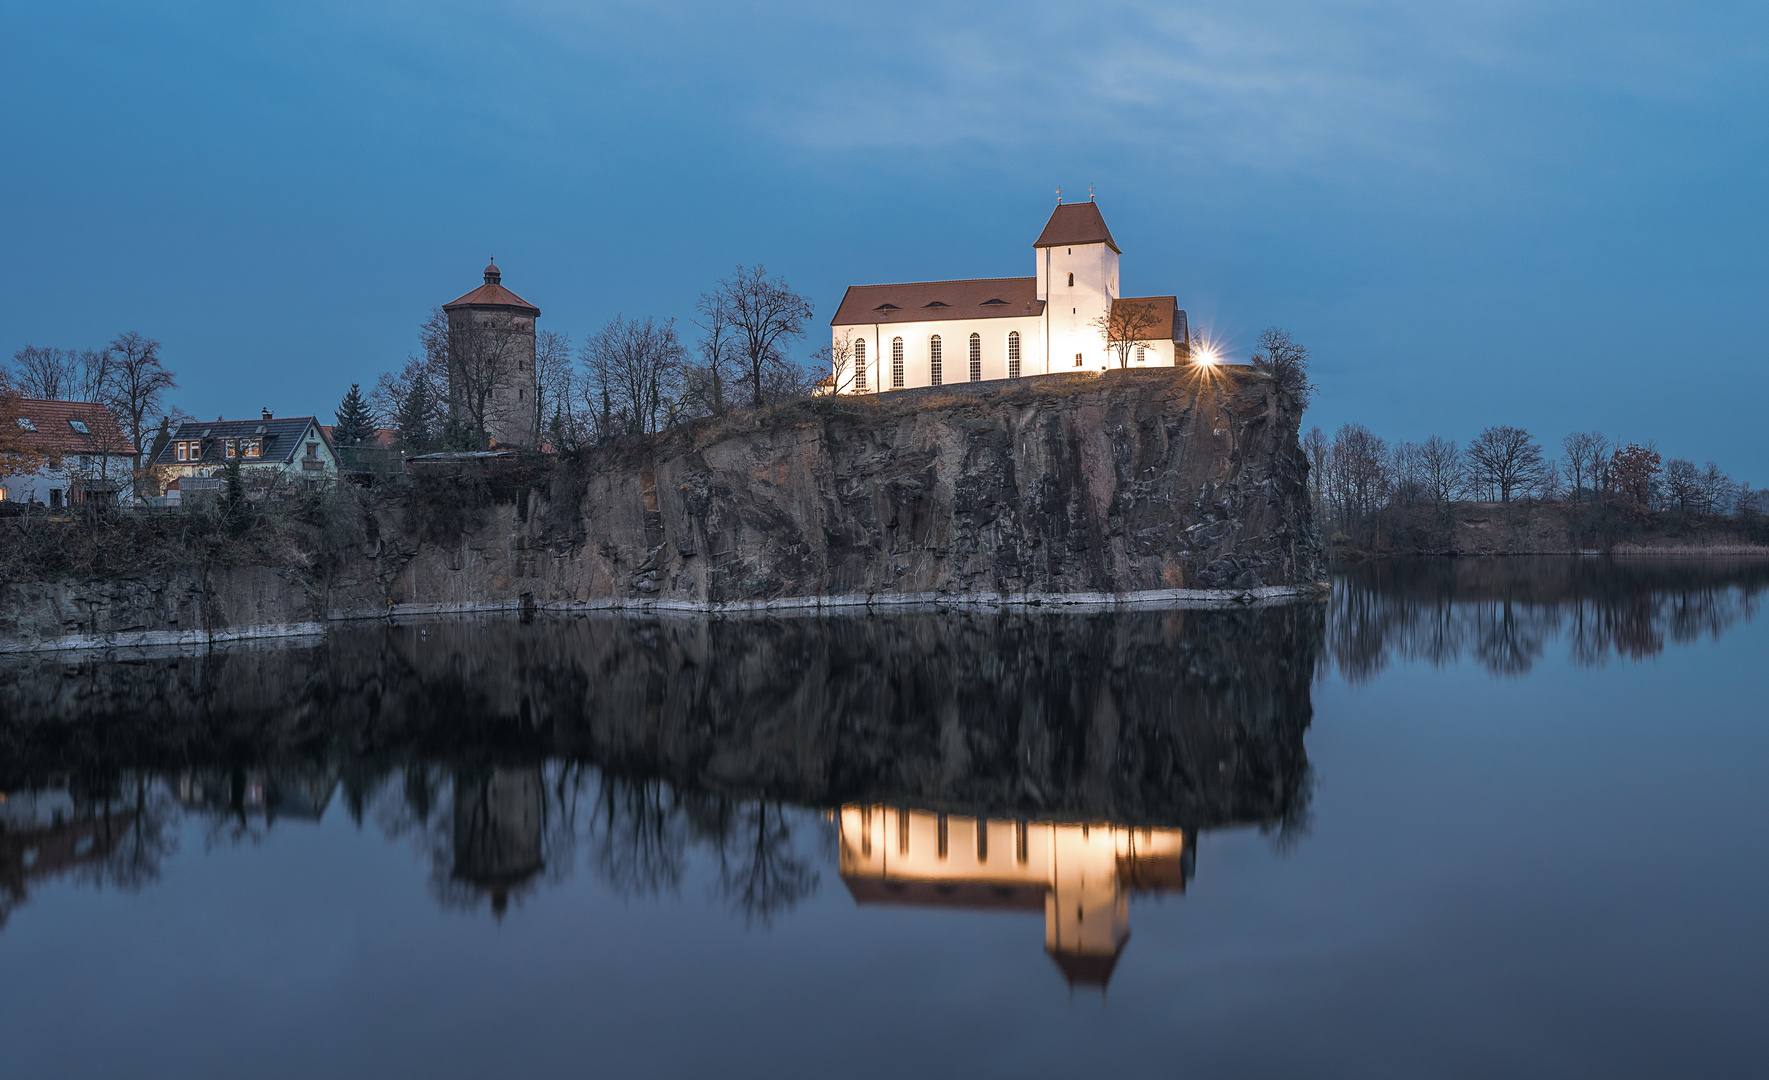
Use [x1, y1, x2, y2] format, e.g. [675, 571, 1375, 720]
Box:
[1074, 353, 1083, 367]
[1016, 819, 1029, 863]
[1067, 272, 1074, 287]
[853, 339, 866, 390]
[898, 808, 910, 854]
[968, 334, 981, 382]
[937, 814, 949, 859]
[1136, 345, 1146, 363]
[891, 338, 904, 388]
[976, 819, 988, 862]
[1008, 332, 1021, 379]
[929, 335, 942, 386]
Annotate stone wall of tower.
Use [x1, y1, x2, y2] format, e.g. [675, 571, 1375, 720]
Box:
[446, 307, 539, 449]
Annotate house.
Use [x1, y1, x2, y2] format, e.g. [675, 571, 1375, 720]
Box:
[0, 398, 140, 509]
[147, 409, 339, 500]
[829, 199, 1193, 393]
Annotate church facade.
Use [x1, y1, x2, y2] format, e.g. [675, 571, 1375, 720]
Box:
[829, 201, 1190, 394]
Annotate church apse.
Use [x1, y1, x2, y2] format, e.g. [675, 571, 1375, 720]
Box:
[838, 806, 1192, 990]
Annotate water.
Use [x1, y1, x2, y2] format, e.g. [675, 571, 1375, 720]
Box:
[2, 557, 1766, 1078]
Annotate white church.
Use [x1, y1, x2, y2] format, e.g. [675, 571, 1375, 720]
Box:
[829, 199, 1191, 393]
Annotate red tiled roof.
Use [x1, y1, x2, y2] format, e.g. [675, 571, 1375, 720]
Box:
[1110, 296, 1187, 342]
[831, 277, 1045, 326]
[1034, 202, 1120, 253]
[443, 282, 540, 314]
[10, 399, 139, 457]
[321, 426, 397, 448]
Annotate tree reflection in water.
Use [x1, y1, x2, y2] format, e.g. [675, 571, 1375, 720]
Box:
[1327, 557, 1769, 681]
[2, 601, 1323, 939]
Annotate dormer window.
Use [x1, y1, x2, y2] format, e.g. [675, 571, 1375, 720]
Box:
[16, 417, 35, 432]
[923, 301, 948, 308]
[981, 298, 1007, 306]
[226, 439, 237, 458]
[176, 442, 189, 462]
[68, 419, 90, 435]
[873, 303, 900, 311]
[244, 440, 261, 458]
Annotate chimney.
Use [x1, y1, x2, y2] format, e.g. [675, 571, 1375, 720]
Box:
[262, 407, 273, 420]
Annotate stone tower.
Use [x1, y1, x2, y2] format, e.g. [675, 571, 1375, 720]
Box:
[442, 259, 540, 449]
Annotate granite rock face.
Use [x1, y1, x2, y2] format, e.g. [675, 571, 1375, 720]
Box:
[357, 367, 1325, 614]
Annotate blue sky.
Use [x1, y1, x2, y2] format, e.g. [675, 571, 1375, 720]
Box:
[4, 1, 1765, 478]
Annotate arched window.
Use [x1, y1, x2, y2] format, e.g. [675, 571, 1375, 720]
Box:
[1074, 352, 1083, 367]
[891, 337, 904, 387]
[929, 335, 943, 386]
[1067, 272, 1074, 287]
[1135, 345, 1146, 363]
[853, 338, 867, 390]
[1007, 332, 1021, 379]
[968, 333, 981, 382]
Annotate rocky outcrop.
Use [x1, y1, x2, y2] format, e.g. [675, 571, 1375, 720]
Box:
[0, 368, 1325, 649]
[345, 366, 1324, 618]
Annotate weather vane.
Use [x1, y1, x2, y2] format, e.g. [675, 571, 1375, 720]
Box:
[1055, 188, 1063, 204]
[1089, 185, 1095, 202]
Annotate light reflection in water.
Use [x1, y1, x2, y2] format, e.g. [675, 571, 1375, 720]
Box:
[839, 806, 1190, 989]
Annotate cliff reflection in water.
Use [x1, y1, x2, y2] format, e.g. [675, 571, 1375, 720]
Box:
[1329, 557, 1769, 680]
[0, 605, 1321, 967]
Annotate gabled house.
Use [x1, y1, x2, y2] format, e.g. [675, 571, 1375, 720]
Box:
[0, 399, 140, 509]
[148, 410, 339, 500]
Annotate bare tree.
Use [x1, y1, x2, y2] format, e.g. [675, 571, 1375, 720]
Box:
[1250, 327, 1314, 406]
[9, 345, 82, 400]
[581, 315, 686, 436]
[689, 289, 744, 417]
[1465, 425, 1545, 503]
[1326, 423, 1389, 537]
[1302, 424, 1330, 522]
[810, 330, 857, 396]
[1390, 441, 1428, 508]
[1561, 431, 1605, 504]
[105, 332, 176, 498]
[1697, 461, 1737, 515]
[1662, 458, 1701, 512]
[1091, 300, 1164, 369]
[1418, 436, 1464, 511]
[0, 372, 49, 479]
[712, 265, 815, 409]
[534, 329, 575, 446]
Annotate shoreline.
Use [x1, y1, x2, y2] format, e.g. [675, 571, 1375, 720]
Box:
[0, 582, 1330, 656]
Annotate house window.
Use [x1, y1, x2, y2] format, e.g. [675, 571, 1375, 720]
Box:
[306, 442, 318, 459]
[1136, 345, 1147, 363]
[968, 333, 981, 382]
[1008, 332, 1021, 379]
[853, 338, 867, 390]
[1075, 353, 1083, 366]
[17, 417, 35, 432]
[1068, 272, 1074, 286]
[244, 440, 260, 458]
[50, 489, 62, 509]
[891, 338, 904, 388]
[176, 442, 188, 462]
[929, 335, 942, 386]
[226, 439, 237, 458]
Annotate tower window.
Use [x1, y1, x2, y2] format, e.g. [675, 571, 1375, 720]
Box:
[930, 335, 942, 386]
[1068, 272, 1074, 287]
[892, 337, 904, 388]
[968, 333, 981, 382]
[854, 338, 867, 390]
[1007, 332, 1020, 379]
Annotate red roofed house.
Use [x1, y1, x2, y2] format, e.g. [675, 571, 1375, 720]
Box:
[828, 199, 1191, 393]
[0, 399, 140, 509]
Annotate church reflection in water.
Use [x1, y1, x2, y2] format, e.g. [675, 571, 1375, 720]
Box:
[839, 806, 1192, 988]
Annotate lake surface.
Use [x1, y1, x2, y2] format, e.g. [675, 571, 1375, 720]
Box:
[3, 557, 1766, 1078]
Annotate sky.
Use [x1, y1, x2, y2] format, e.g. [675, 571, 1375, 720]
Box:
[3, 1, 1765, 479]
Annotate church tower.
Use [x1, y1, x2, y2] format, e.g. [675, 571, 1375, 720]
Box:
[1034, 200, 1121, 371]
[442, 259, 540, 449]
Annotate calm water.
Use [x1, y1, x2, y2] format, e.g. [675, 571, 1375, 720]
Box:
[2, 558, 1767, 1078]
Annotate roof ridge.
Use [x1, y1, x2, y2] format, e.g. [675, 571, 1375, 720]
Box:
[848, 275, 1035, 289]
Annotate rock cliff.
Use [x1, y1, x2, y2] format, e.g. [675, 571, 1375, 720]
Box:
[1, 368, 1324, 648]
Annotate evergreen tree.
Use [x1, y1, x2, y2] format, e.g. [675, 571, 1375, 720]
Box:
[333, 384, 374, 447]
[394, 379, 432, 451]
